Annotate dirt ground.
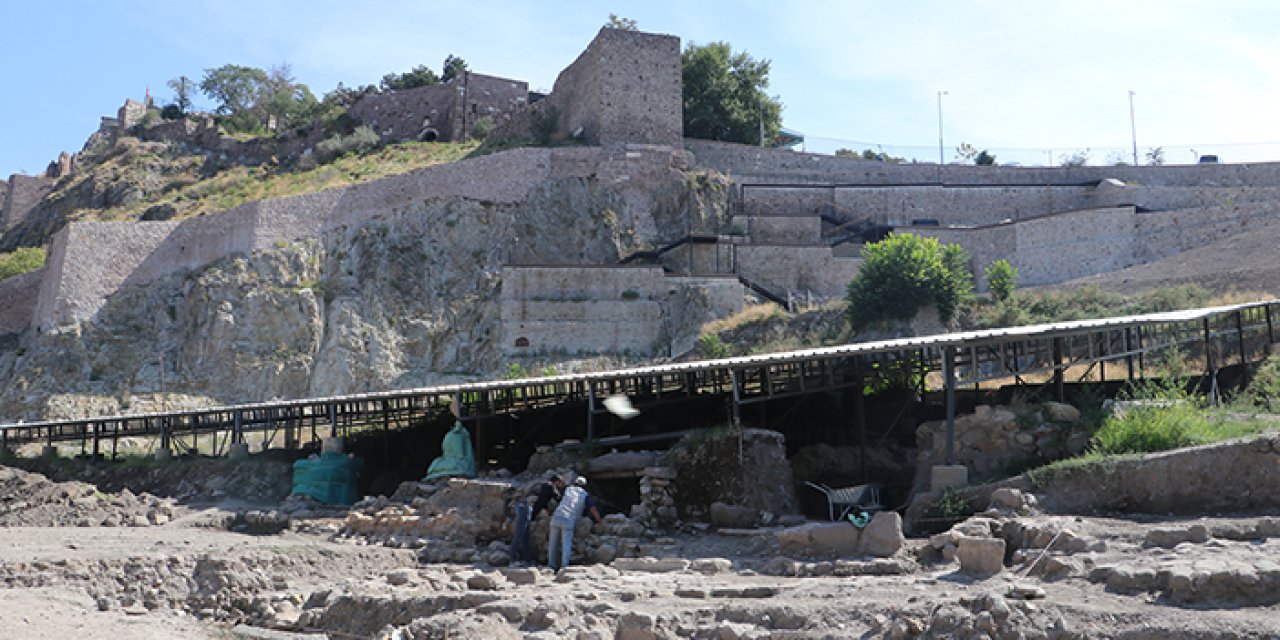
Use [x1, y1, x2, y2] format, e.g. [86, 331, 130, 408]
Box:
[0, 457, 1279, 639]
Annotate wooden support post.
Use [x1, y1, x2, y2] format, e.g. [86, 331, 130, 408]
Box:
[111, 422, 119, 460]
[92, 422, 100, 459]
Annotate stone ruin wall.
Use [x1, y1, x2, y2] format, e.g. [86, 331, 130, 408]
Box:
[548, 28, 682, 148]
[348, 73, 528, 144]
[0, 268, 43, 336]
[1, 174, 56, 231]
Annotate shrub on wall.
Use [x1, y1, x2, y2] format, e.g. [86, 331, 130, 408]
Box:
[984, 259, 1018, 301]
[0, 246, 46, 281]
[314, 126, 380, 164]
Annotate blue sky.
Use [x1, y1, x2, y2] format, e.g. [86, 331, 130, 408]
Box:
[3, 1, 1279, 176]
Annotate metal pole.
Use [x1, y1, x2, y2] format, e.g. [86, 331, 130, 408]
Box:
[1235, 310, 1247, 366]
[1203, 317, 1217, 405]
[943, 347, 956, 466]
[729, 369, 742, 429]
[1266, 305, 1275, 345]
[1125, 328, 1135, 383]
[1052, 337, 1065, 402]
[854, 357, 868, 483]
[586, 381, 596, 442]
[1128, 90, 1138, 165]
[937, 90, 948, 167]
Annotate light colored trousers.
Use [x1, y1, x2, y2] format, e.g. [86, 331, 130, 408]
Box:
[548, 516, 575, 570]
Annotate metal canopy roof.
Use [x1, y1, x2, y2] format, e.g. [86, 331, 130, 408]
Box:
[2, 299, 1277, 437]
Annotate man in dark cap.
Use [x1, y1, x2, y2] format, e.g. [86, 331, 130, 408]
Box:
[510, 474, 565, 566]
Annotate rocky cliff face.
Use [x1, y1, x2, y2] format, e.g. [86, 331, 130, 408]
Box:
[0, 160, 733, 421]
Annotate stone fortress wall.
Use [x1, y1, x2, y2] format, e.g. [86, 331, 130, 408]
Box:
[687, 139, 1280, 291]
[4, 25, 1280, 347]
[1, 174, 55, 231]
[548, 28, 682, 148]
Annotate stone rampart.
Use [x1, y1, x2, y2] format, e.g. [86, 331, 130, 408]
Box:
[35, 221, 181, 331]
[0, 267, 44, 336]
[734, 245, 861, 299]
[685, 138, 1280, 187]
[349, 82, 458, 143]
[2, 175, 55, 231]
[549, 28, 681, 148]
[736, 215, 822, 244]
[30, 146, 619, 332]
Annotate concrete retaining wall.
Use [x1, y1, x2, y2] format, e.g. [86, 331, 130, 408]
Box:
[735, 245, 861, 299]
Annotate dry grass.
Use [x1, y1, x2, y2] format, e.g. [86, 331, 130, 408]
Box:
[700, 302, 786, 335]
[91, 139, 483, 223]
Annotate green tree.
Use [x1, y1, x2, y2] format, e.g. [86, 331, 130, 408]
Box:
[442, 55, 469, 83]
[200, 64, 269, 119]
[0, 246, 46, 281]
[606, 13, 638, 30]
[1145, 146, 1166, 166]
[846, 233, 973, 330]
[974, 150, 996, 165]
[954, 142, 978, 163]
[681, 42, 782, 145]
[380, 64, 439, 92]
[261, 64, 320, 131]
[166, 75, 194, 114]
[984, 259, 1019, 301]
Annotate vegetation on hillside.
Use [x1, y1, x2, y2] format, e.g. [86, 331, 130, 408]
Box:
[0, 246, 46, 280]
[82, 139, 485, 224]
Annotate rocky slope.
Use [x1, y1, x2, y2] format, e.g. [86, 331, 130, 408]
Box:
[0, 151, 733, 421]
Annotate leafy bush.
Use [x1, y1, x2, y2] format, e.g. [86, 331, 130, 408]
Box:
[160, 104, 184, 120]
[845, 233, 973, 330]
[314, 126, 380, 164]
[697, 334, 729, 359]
[0, 247, 46, 280]
[1240, 355, 1280, 412]
[984, 259, 1018, 301]
[1089, 402, 1209, 455]
[471, 116, 495, 140]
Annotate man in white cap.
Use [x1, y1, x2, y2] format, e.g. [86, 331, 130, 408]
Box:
[547, 475, 603, 571]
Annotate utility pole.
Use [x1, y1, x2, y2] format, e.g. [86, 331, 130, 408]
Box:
[1128, 90, 1138, 165]
[937, 90, 948, 165]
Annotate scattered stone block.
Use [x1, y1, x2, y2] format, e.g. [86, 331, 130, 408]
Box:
[957, 536, 1005, 576]
[858, 511, 905, 558]
[1144, 524, 1210, 548]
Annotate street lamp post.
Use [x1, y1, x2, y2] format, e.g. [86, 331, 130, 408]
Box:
[937, 90, 948, 166]
[1129, 90, 1138, 165]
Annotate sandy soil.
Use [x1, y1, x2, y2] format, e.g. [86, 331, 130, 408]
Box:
[0, 461, 1278, 639]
